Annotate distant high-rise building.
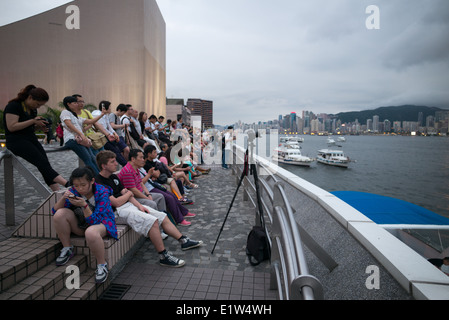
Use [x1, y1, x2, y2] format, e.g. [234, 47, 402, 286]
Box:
[373, 115, 379, 133]
[166, 98, 191, 125]
[418, 112, 423, 127]
[186, 99, 213, 129]
[290, 112, 297, 132]
[426, 115, 435, 128]
[367, 119, 373, 132]
[384, 119, 391, 133]
[393, 121, 401, 133]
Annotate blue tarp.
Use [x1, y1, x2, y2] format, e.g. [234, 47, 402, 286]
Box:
[331, 191, 449, 226]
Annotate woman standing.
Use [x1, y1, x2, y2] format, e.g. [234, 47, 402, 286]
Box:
[60, 96, 105, 174]
[52, 167, 117, 283]
[3, 85, 68, 191]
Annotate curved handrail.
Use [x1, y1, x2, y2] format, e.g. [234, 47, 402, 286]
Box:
[232, 144, 327, 300]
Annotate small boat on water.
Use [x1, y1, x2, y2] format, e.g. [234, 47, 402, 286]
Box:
[273, 138, 314, 167]
[280, 136, 304, 144]
[317, 149, 350, 168]
[273, 147, 315, 167]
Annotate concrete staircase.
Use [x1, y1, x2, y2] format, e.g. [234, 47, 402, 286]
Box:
[0, 237, 109, 300]
[0, 191, 143, 300]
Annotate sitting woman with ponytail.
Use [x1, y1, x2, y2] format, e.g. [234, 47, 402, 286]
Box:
[52, 166, 117, 283]
[3, 85, 69, 191]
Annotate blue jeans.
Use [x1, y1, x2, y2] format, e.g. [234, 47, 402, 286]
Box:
[222, 149, 231, 168]
[65, 139, 100, 175]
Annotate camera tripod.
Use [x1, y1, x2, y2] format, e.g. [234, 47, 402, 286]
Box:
[211, 137, 270, 258]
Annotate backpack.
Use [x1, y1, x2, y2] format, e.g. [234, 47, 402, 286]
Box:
[246, 226, 270, 266]
[121, 116, 140, 141]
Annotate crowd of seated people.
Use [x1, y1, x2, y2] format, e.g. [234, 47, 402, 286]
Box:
[55, 98, 210, 281]
[3, 86, 218, 283]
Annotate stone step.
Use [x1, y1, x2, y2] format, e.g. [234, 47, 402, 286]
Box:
[0, 254, 87, 300]
[0, 238, 62, 292]
[51, 270, 110, 300]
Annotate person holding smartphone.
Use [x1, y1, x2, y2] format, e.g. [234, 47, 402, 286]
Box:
[52, 167, 117, 283]
[3, 85, 69, 191]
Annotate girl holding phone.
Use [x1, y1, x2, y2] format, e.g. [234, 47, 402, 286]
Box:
[52, 167, 117, 283]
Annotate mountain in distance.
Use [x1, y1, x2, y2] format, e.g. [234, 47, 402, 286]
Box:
[331, 105, 448, 124]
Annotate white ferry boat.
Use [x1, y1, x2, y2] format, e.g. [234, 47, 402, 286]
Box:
[273, 139, 314, 167]
[317, 149, 350, 168]
[280, 136, 304, 144]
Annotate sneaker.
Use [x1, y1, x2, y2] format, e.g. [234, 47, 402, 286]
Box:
[180, 198, 194, 205]
[56, 246, 74, 266]
[161, 231, 169, 240]
[95, 263, 109, 283]
[184, 212, 196, 218]
[159, 252, 185, 268]
[179, 220, 191, 226]
[180, 238, 203, 251]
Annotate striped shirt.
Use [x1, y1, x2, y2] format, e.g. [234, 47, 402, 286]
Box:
[117, 162, 143, 192]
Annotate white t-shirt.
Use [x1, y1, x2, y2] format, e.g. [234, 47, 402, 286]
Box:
[224, 131, 232, 150]
[120, 115, 133, 134]
[60, 110, 86, 143]
[92, 110, 114, 135]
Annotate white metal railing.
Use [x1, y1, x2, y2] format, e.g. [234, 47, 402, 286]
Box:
[0, 149, 52, 226]
[0, 146, 80, 226]
[232, 144, 338, 300]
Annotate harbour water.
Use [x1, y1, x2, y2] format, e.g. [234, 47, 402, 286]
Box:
[275, 135, 449, 219]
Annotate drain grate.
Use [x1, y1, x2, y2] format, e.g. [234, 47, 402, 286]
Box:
[99, 284, 131, 300]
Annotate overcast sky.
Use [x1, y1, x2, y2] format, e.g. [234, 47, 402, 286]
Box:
[1, 0, 449, 125]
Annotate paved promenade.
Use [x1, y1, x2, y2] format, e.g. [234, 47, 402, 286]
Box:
[0, 144, 277, 300]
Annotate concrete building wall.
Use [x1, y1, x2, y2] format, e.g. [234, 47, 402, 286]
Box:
[0, 0, 166, 117]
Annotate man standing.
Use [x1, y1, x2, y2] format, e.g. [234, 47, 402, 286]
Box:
[222, 126, 234, 169]
[96, 151, 202, 267]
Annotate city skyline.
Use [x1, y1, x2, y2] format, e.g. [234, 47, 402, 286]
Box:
[234, 106, 449, 135]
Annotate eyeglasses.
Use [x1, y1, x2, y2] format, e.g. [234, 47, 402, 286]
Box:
[77, 101, 85, 104]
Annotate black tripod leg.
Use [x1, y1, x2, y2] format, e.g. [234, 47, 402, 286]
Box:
[251, 163, 271, 259]
[211, 166, 247, 254]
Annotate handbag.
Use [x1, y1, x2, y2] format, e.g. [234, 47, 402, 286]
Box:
[88, 131, 108, 150]
[149, 180, 167, 192]
[156, 173, 168, 184]
[72, 207, 90, 230]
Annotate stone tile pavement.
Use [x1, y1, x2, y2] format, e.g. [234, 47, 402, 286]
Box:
[112, 162, 276, 300]
[0, 144, 278, 300]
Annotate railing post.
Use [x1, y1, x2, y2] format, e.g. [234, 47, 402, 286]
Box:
[2, 151, 16, 226]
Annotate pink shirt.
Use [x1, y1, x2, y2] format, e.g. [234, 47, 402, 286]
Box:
[117, 162, 143, 192]
[159, 156, 168, 166]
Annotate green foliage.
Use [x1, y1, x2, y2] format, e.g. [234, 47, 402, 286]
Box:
[38, 106, 62, 132]
[84, 103, 97, 112]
